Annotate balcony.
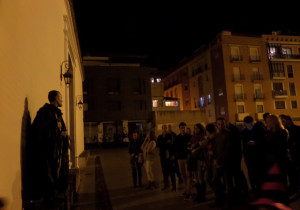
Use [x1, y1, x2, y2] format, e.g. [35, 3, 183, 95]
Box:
[270, 72, 285, 79]
[254, 93, 265, 100]
[230, 55, 243, 62]
[272, 90, 288, 98]
[234, 93, 247, 101]
[269, 53, 300, 60]
[232, 74, 245, 82]
[249, 56, 261, 63]
[255, 113, 264, 120]
[236, 113, 250, 122]
[252, 73, 263, 82]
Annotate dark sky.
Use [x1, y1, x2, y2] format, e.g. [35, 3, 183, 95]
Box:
[72, 1, 300, 70]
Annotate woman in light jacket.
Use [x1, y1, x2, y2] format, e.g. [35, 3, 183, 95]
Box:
[141, 131, 157, 189]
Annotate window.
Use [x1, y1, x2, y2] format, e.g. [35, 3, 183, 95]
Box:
[200, 97, 205, 107]
[152, 100, 158, 107]
[132, 79, 145, 95]
[174, 89, 177, 98]
[170, 91, 173, 97]
[207, 94, 211, 104]
[133, 100, 146, 110]
[150, 77, 155, 83]
[237, 105, 245, 113]
[156, 78, 161, 83]
[273, 82, 284, 92]
[275, 101, 286, 109]
[250, 47, 260, 61]
[291, 100, 298, 109]
[289, 83, 296, 96]
[106, 78, 120, 95]
[282, 47, 292, 55]
[107, 101, 121, 111]
[233, 67, 241, 81]
[184, 84, 189, 91]
[254, 84, 263, 98]
[165, 101, 178, 107]
[287, 65, 294, 78]
[270, 62, 285, 77]
[231, 46, 241, 60]
[257, 105, 264, 113]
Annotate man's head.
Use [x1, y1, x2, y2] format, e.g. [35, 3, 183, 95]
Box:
[206, 123, 216, 139]
[167, 124, 172, 132]
[178, 122, 186, 135]
[263, 112, 270, 122]
[162, 124, 167, 134]
[132, 130, 138, 140]
[243, 115, 254, 130]
[48, 90, 62, 107]
[216, 117, 226, 132]
[279, 114, 293, 129]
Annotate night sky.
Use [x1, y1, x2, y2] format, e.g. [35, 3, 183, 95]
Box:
[72, 1, 300, 70]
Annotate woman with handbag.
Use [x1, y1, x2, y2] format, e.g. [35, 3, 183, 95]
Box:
[128, 130, 143, 188]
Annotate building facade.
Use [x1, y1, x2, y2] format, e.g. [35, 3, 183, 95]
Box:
[163, 31, 300, 125]
[0, 0, 85, 208]
[83, 56, 154, 144]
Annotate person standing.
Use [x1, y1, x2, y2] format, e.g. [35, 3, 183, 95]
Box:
[279, 114, 300, 194]
[189, 123, 207, 203]
[141, 131, 157, 189]
[167, 124, 183, 184]
[30, 90, 69, 208]
[172, 122, 192, 200]
[156, 125, 175, 191]
[128, 130, 143, 188]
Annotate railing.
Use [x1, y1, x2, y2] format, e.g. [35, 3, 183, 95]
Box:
[252, 73, 263, 81]
[269, 53, 300, 60]
[230, 55, 243, 62]
[254, 93, 265, 100]
[250, 56, 261, 62]
[271, 72, 285, 79]
[232, 74, 245, 82]
[234, 93, 247, 101]
[272, 90, 288, 98]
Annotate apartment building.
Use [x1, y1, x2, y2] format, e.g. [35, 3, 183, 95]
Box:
[83, 56, 154, 143]
[163, 31, 300, 125]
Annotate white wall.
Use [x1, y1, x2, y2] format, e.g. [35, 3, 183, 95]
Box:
[0, 0, 84, 209]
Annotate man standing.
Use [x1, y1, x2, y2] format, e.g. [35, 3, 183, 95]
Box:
[172, 122, 192, 200]
[279, 114, 300, 194]
[30, 90, 69, 208]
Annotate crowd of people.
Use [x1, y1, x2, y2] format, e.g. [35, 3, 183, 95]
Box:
[128, 113, 300, 209]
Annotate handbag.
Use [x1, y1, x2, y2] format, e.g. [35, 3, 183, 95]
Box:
[138, 153, 144, 164]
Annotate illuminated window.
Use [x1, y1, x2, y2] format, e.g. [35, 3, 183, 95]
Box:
[200, 97, 205, 107]
[152, 100, 158, 107]
[156, 78, 161, 83]
[207, 94, 211, 104]
[150, 77, 155, 83]
[165, 101, 178, 107]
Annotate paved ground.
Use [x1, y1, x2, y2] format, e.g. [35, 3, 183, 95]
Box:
[73, 146, 300, 210]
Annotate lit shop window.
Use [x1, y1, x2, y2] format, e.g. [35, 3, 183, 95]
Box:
[152, 100, 158, 107]
[165, 101, 178, 107]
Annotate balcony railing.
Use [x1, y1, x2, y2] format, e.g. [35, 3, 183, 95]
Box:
[269, 53, 300, 60]
[272, 90, 288, 98]
[230, 55, 243, 62]
[252, 73, 263, 81]
[250, 56, 261, 62]
[271, 72, 285, 79]
[232, 74, 245, 82]
[254, 93, 265, 100]
[234, 93, 247, 101]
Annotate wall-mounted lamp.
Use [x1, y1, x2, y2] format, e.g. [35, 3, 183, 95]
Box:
[60, 60, 73, 86]
[76, 95, 84, 110]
